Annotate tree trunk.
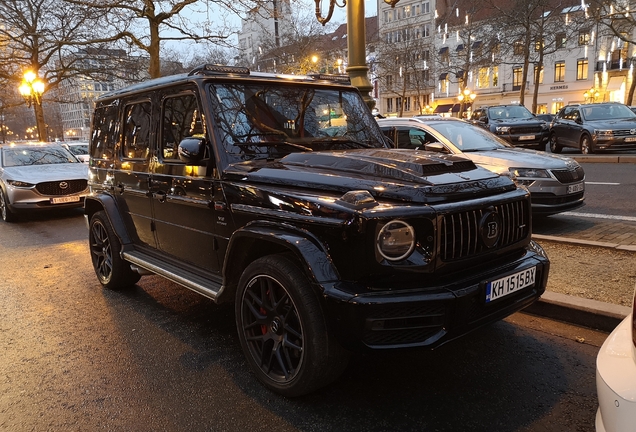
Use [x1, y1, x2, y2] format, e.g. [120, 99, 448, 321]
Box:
[148, 19, 161, 78]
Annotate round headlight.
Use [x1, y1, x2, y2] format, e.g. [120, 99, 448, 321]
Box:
[376, 220, 416, 261]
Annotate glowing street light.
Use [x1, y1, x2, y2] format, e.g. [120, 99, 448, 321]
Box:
[583, 87, 600, 103]
[19, 70, 47, 142]
[458, 87, 476, 118]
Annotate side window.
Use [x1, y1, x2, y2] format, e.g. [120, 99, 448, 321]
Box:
[122, 102, 151, 160]
[90, 104, 119, 160]
[409, 129, 435, 147]
[161, 93, 204, 161]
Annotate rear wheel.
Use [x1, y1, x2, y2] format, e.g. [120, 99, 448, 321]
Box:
[549, 133, 562, 153]
[580, 134, 595, 154]
[235, 255, 350, 397]
[0, 187, 17, 222]
[88, 211, 141, 289]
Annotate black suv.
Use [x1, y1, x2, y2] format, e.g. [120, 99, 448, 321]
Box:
[85, 64, 549, 396]
[470, 105, 550, 150]
[549, 102, 636, 154]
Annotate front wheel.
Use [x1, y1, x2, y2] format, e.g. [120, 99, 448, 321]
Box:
[88, 211, 141, 289]
[0, 187, 17, 222]
[549, 133, 562, 153]
[580, 134, 595, 154]
[235, 255, 350, 397]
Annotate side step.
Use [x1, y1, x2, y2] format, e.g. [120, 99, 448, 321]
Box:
[122, 250, 223, 302]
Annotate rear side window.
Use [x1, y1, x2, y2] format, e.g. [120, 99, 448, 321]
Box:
[90, 104, 119, 160]
[161, 93, 204, 161]
[122, 102, 152, 160]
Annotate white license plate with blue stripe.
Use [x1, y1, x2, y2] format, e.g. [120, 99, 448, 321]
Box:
[486, 267, 536, 303]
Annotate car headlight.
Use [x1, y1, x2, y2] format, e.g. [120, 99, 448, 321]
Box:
[594, 129, 613, 137]
[6, 180, 35, 188]
[511, 168, 550, 179]
[496, 126, 510, 133]
[376, 220, 416, 261]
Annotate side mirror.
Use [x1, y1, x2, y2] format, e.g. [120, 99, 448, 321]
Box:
[479, 116, 488, 123]
[178, 137, 206, 165]
[424, 142, 447, 153]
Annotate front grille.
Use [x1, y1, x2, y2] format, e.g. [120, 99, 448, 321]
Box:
[551, 166, 585, 184]
[36, 179, 88, 196]
[510, 126, 544, 134]
[609, 129, 636, 137]
[440, 199, 529, 262]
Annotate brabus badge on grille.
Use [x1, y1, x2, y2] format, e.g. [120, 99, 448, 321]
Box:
[630, 129, 636, 135]
[479, 210, 501, 248]
[59, 182, 69, 189]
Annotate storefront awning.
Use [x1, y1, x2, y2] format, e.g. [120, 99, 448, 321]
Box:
[439, 72, 449, 80]
[606, 76, 624, 91]
[456, 44, 464, 51]
[438, 47, 449, 54]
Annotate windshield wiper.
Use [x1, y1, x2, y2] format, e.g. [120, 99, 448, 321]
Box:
[233, 140, 313, 152]
[311, 137, 372, 149]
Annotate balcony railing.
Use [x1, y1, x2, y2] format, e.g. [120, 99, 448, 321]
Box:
[595, 59, 634, 72]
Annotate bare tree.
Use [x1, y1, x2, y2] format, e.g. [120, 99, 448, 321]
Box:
[66, 0, 262, 78]
[0, 0, 106, 140]
[375, 21, 436, 117]
[587, 0, 636, 104]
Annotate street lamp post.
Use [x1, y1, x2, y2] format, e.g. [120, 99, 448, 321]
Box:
[583, 87, 600, 103]
[19, 71, 47, 142]
[457, 88, 476, 118]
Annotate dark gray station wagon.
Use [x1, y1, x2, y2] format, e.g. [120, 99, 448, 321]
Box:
[85, 65, 550, 396]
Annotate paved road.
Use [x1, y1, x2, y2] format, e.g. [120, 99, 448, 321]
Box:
[0, 211, 605, 431]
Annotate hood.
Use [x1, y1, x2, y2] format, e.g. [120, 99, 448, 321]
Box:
[492, 117, 544, 125]
[585, 118, 636, 127]
[463, 148, 578, 170]
[224, 148, 515, 204]
[3, 163, 88, 183]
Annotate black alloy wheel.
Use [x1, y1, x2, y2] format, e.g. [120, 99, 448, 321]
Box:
[89, 211, 140, 289]
[549, 133, 563, 153]
[235, 255, 349, 397]
[580, 133, 595, 154]
[0, 187, 17, 222]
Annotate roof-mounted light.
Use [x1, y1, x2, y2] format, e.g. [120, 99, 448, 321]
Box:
[188, 64, 251, 76]
[308, 74, 351, 84]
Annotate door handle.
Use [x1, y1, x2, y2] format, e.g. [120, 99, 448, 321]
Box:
[114, 184, 124, 194]
[153, 191, 167, 203]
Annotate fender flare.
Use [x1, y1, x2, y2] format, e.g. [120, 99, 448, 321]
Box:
[220, 221, 341, 300]
[84, 194, 134, 246]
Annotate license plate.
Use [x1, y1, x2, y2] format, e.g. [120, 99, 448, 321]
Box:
[518, 135, 535, 141]
[625, 137, 636, 142]
[567, 182, 585, 194]
[50, 195, 80, 204]
[486, 267, 536, 303]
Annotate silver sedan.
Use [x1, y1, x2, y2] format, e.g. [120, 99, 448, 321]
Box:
[0, 142, 89, 222]
[377, 117, 585, 216]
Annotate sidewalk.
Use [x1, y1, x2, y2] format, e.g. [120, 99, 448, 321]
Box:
[522, 154, 635, 332]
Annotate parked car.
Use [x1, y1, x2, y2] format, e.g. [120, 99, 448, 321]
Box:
[469, 104, 551, 150]
[0, 142, 89, 222]
[535, 113, 555, 124]
[377, 117, 585, 216]
[549, 102, 636, 154]
[85, 64, 550, 397]
[595, 285, 636, 432]
[62, 141, 90, 163]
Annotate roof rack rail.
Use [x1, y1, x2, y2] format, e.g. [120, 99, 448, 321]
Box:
[308, 73, 351, 84]
[188, 64, 250, 76]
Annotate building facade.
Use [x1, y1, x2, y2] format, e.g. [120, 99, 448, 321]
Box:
[376, 0, 636, 117]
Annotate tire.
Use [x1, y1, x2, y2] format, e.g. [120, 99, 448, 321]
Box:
[0, 187, 17, 222]
[548, 133, 562, 153]
[580, 134, 595, 154]
[88, 211, 141, 289]
[235, 255, 350, 397]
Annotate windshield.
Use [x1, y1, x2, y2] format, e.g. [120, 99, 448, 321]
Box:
[1, 146, 78, 167]
[209, 83, 388, 162]
[66, 144, 89, 155]
[488, 106, 533, 120]
[428, 121, 511, 151]
[581, 104, 636, 121]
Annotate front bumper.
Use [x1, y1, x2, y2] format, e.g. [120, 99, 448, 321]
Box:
[322, 246, 550, 350]
[593, 136, 636, 151]
[527, 178, 585, 215]
[596, 314, 636, 432]
[5, 185, 87, 212]
[499, 131, 550, 148]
